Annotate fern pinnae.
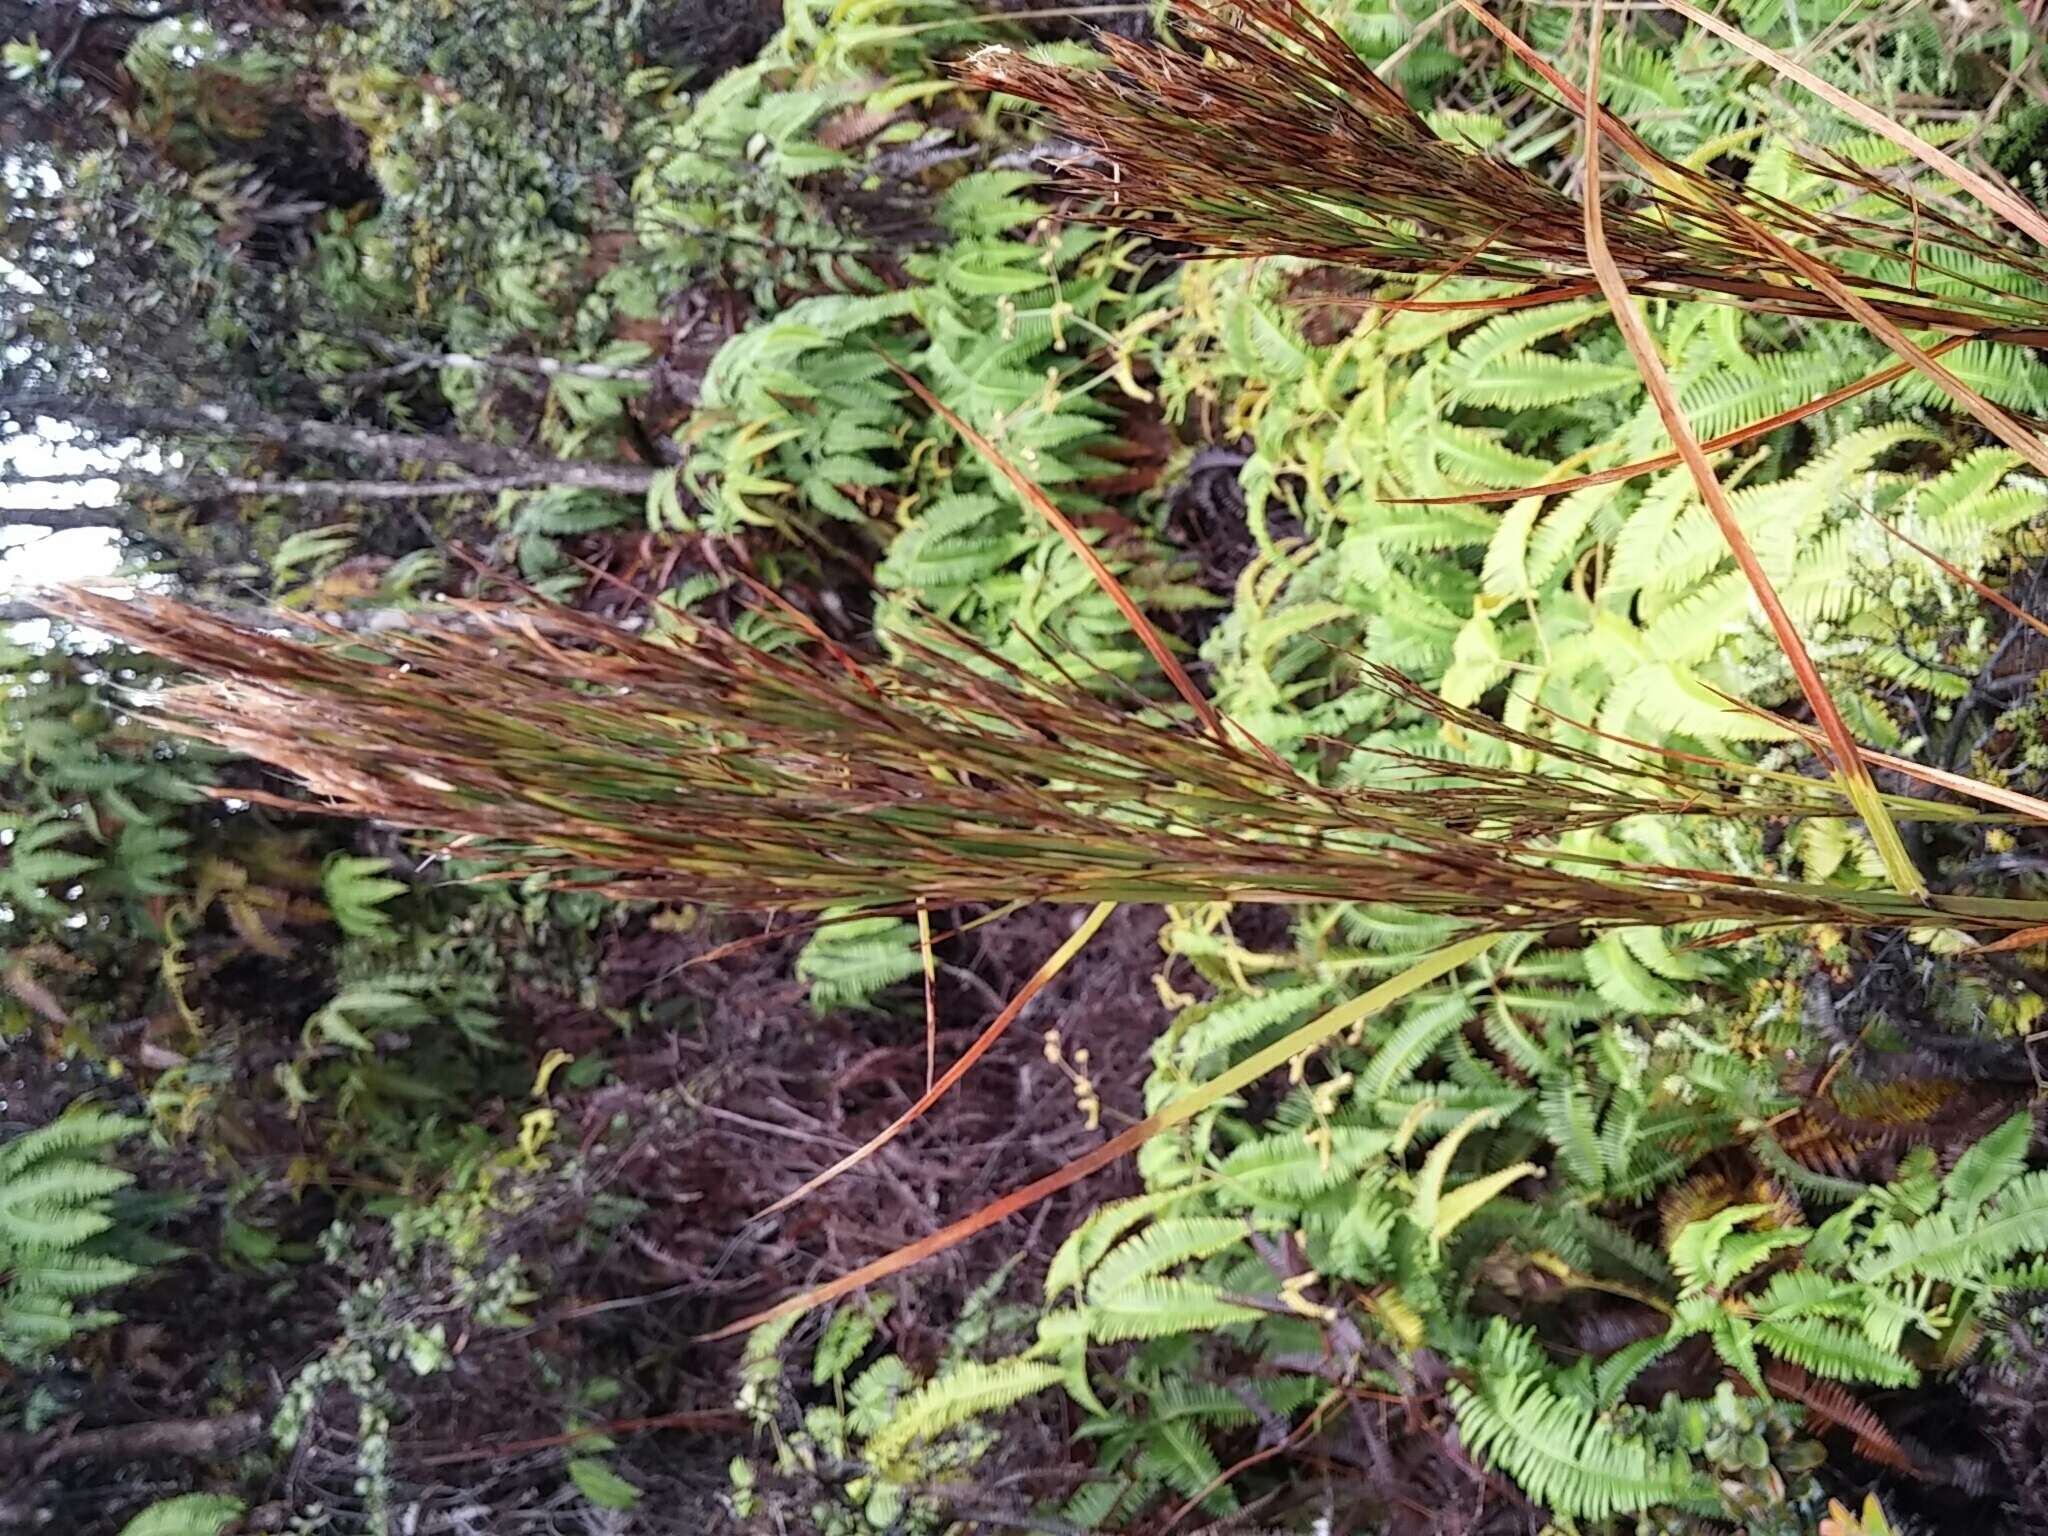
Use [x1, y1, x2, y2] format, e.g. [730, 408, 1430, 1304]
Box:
[1, 1112, 146, 1363]
[1148, 1379, 1263, 1426]
[1593, 1331, 1683, 1408]
[1046, 1190, 1197, 1302]
[1446, 298, 1611, 382]
[1753, 1315, 1920, 1388]
[863, 1358, 1065, 1471]
[1539, 1074, 1606, 1190]
[1450, 1323, 1715, 1518]
[1855, 1170, 2048, 1286]
[794, 912, 926, 1012]
[1675, 346, 1865, 441]
[1216, 1124, 1393, 1200]
[0, 1111, 139, 1175]
[1141, 1419, 1230, 1507]
[1085, 1216, 1266, 1303]
[1452, 353, 1643, 411]
[115, 1494, 245, 1536]
[1604, 469, 1698, 597]
[1566, 1205, 1676, 1288]
[1480, 997, 1564, 1078]
[1083, 1277, 1267, 1343]
[1170, 981, 1334, 1069]
[1356, 990, 1477, 1100]
[1942, 1110, 2035, 1216]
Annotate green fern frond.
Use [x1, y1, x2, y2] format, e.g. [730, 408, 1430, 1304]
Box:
[1754, 1315, 1919, 1388]
[1149, 1379, 1263, 1426]
[322, 853, 408, 941]
[1216, 1124, 1392, 1200]
[813, 1302, 885, 1387]
[1356, 993, 1474, 1098]
[1081, 1277, 1266, 1342]
[1887, 340, 2048, 413]
[1046, 1191, 1197, 1302]
[1540, 1075, 1605, 1188]
[1855, 1170, 2048, 1286]
[0, 1111, 139, 1177]
[1451, 1324, 1715, 1518]
[1668, 1203, 1784, 1292]
[0, 1161, 133, 1248]
[1943, 1111, 2035, 1216]
[1, 1111, 145, 1364]
[1568, 1206, 1677, 1287]
[1087, 1217, 1263, 1302]
[1451, 353, 1641, 411]
[1139, 1419, 1230, 1508]
[1585, 932, 1687, 1016]
[1593, 1332, 1683, 1407]
[1169, 982, 1332, 1067]
[1445, 300, 1609, 385]
[794, 911, 924, 1013]
[934, 171, 1045, 238]
[863, 1358, 1063, 1471]
[8, 1251, 144, 1297]
[115, 1495, 247, 1536]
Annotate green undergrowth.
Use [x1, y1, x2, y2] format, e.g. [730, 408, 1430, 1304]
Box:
[279, 0, 1214, 681]
[719, 3, 2048, 1533]
[14, 0, 2048, 1532]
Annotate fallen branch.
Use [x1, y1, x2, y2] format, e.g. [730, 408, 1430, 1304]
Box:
[334, 345, 659, 388]
[1, 1410, 266, 1473]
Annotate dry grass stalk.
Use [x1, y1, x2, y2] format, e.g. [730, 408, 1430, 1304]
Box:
[965, 0, 2048, 344]
[42, 589, 2046, 939]
[1574, 0, 1921, 895]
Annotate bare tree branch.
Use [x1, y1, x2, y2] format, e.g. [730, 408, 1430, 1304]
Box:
[6, 466, 657, 504]
[3, 394, 661, 495]
[0, 503, 129, 531]
[192, 467, 658, 498]
[335, 347, 659, 387]
[0, 1409, 266, 1474]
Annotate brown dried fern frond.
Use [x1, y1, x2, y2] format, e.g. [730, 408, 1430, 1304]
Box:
[1770, 1071, 2032, 1183]
[1658, 1164, 1804, 1251]
[1762, 1361, 1915, 1474]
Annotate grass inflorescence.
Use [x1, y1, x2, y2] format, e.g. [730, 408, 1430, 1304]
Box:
[49, 588, 2047, 939]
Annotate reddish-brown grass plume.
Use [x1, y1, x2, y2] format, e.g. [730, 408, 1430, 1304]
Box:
[965, 0, 2048, 343]
[39, 588, 2042, 937]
